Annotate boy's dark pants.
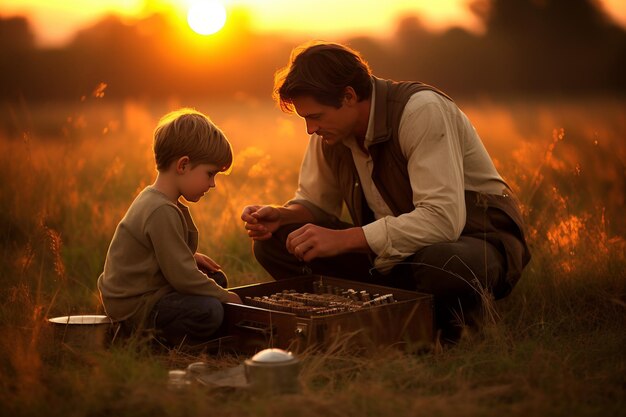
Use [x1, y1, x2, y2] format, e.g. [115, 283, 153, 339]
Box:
[149, 270, 228, 346]
[253, 222, 507, 342]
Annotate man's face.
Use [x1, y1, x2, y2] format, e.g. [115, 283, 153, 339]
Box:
[291, 94, 358, 146]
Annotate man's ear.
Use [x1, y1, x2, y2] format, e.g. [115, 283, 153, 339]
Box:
[176, 156, 190, 174]
[343, 86, 358, 106]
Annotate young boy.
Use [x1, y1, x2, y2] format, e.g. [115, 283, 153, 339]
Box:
[98, 108, 241, 347]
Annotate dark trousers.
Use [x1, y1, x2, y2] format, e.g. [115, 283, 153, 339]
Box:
[146, 271, 229, 347]
[150, 292, 225, 347]
[253, 222, 506, 340]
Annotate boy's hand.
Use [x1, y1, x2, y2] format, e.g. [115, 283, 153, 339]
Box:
[194, 252, 221, 272]
[226, 291, 242, 304]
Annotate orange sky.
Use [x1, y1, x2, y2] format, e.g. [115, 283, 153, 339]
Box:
[2, 0, 626, 46]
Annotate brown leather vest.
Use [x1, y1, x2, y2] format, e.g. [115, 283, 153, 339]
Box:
[322, 77, 530, 298]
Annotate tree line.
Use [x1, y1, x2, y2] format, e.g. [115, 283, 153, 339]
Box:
[0, 0, 624, 101]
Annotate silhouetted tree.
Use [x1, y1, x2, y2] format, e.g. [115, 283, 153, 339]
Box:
[0, 16, 34, 51]
[0, 0, 624, 101]
[477, 0, 626, 93]
[0, 16, 36, 98]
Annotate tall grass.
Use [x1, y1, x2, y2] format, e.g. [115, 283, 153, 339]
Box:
[0, 94, 624, 416]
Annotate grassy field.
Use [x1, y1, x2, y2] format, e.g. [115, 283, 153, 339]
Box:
[0, 94, 624, 416]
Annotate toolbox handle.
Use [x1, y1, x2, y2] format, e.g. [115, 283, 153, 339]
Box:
[235, 320, 276, 336]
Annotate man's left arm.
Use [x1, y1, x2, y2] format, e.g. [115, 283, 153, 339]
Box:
[362, 96, 466, 272]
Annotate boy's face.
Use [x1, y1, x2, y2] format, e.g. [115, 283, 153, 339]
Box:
[179, 162, 221, 202]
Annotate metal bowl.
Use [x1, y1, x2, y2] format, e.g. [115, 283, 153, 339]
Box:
[48, 315, 116, 350]
[244, 348, 300, 394]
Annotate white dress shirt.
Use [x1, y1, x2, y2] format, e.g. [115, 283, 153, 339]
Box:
[293, 88, 508, 272]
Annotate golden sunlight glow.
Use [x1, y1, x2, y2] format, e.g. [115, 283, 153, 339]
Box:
[187, 0, 227, 35]
[1, 0, 625, 46]
[227, 0, 483, 36]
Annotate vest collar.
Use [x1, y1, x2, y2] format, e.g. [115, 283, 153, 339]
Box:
[370, 76, 393, 145]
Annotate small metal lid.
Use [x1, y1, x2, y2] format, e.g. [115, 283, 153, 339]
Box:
[250, 348, 296, 364]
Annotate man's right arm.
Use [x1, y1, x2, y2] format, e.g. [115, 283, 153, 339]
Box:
[276, 203, 316, 225]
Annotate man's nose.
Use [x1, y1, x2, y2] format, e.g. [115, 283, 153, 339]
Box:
[305, 120, 318, 135]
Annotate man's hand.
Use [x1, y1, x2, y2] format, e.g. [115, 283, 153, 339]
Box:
[194, 252, 221, 272]
[286, 224, 370, 262]
[241, 205, 282, 240]
[226, 291, 243, 304]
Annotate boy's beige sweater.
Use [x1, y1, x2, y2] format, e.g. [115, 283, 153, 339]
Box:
[97, 186, 230, 325]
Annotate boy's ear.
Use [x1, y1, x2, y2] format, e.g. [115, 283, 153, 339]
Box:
[176, 156, 190, 174]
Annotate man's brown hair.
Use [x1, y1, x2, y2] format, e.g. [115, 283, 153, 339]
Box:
[273, 41, 373, 113]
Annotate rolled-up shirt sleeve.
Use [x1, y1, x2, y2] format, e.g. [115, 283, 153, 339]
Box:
[362, 97, 466, 272]
[288, 135, 344, 221]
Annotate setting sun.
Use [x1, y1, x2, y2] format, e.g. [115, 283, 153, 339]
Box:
[187, 0, 226, 35]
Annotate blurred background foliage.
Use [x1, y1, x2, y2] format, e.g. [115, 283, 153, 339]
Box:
[0, 0, 624, 104]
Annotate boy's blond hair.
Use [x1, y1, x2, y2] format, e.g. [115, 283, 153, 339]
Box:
[153, 108, 233, 173]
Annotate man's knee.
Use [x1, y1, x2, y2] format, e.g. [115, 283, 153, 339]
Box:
[414, 239, 478, 266]
[252, 224, 311, 280]
[252, 238, 272, 267]
[252, 238, 288, 277]
[408, 237, 505, 297]
[252, 224, 298, 262]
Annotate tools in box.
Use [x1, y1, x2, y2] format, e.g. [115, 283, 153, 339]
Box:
[220, 275, 434, 353]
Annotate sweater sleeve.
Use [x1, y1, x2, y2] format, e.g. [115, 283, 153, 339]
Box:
[145, 205, 230, 302]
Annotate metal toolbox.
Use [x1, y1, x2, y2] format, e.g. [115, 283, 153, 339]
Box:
[220, 275, 434, 353]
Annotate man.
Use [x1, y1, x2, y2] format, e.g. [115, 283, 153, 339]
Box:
[241, 41, 530, 342]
